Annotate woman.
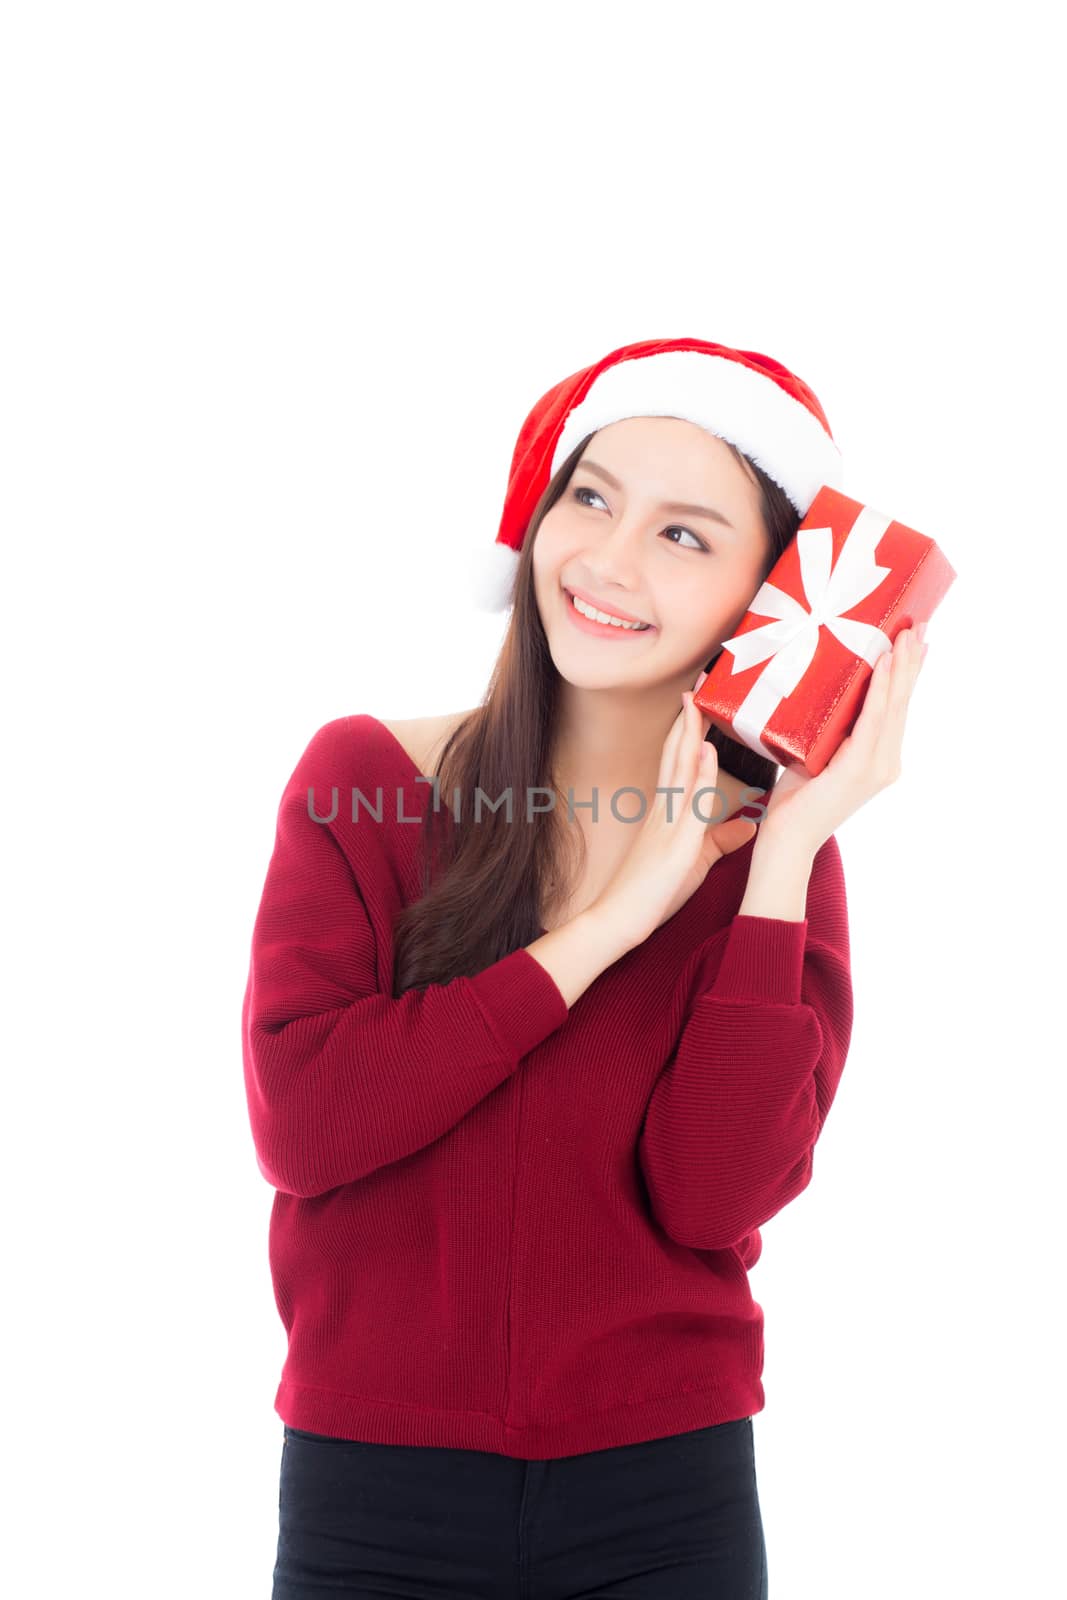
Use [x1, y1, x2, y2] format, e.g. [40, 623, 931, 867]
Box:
[243, 336, 928, 1598]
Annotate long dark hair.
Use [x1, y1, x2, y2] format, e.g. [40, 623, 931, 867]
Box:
[391, 431, 799, 996]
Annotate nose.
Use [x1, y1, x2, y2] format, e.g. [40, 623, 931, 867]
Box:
[580, 515, 647, 593]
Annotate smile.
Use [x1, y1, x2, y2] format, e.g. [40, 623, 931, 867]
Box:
[564, 588, 654, 634]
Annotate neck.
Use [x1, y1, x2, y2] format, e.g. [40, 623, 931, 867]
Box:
[550, 684, 753, 821]
[550, 686, 683, 802]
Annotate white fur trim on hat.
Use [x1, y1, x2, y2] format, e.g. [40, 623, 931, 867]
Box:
[552, 349, 843, 514]
[471, 536, 521, 613]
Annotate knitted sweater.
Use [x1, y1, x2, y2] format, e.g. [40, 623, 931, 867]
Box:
[241, 712, 854, 1460]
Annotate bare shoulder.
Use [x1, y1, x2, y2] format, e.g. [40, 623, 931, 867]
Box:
[378, 708, 479, 775]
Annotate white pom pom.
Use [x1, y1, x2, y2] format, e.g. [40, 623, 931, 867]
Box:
[470, 539, 521, 613]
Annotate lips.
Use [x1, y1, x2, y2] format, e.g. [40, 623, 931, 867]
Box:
[562, 588, 657, 644]
[564, 585, 652, 627]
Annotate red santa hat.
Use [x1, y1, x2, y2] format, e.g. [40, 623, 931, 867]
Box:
[473, 335, 844, 612]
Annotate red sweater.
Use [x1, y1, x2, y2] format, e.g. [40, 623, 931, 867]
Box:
[241, 712, 854, 1460]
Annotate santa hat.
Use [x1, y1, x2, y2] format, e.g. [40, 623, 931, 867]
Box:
[473, 335, 844, 612]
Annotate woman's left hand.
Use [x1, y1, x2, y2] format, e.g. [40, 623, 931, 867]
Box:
[756, 622, 929, 854]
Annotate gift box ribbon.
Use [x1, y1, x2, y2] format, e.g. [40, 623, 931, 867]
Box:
[718, 506, 896, 762]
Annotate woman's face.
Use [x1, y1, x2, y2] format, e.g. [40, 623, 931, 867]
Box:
[532, 416, 772, 695]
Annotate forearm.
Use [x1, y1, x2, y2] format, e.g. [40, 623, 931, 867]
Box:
[524, 909, 631, 1008]
[523, 834, 818, 1005]
[737, 832, 817, 922]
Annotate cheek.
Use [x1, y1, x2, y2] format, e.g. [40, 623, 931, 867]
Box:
[660, 580, 736, 652]
[530, 519, 569, 581]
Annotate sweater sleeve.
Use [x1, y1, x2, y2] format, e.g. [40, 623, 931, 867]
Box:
[637, 834, 854, 1252]
[241, 721, 570, 1198]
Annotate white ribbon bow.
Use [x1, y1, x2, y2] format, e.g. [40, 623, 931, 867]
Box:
[718, 505, 895, 762]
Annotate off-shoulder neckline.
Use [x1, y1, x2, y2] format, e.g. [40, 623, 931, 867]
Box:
[360, 712, 767, 942]
[360, 712, 770, 826]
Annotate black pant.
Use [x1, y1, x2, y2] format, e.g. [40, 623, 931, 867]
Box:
[272, 1416, 768, 1598]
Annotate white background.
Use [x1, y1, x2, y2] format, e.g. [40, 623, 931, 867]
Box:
[3, 2, 1063, 1595]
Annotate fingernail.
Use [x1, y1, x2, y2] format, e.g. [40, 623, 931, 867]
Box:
[693, 669, 708, 693]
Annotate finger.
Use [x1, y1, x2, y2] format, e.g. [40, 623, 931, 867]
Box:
[696, 762, 745, 831]
[682, 699, 719, 824]
[875, 628, 921, 764]
[850, 629, 906, 760]
[695, 744, 738, 826]
[679, 695, 709, 807]
[701, 816, 757, 865]
[690, 740, 723, 830]
[857, 617, 921, 726]
[661, 692, 709, 810]
[855, 627, 920, 788]
[657, 698, 691, 798]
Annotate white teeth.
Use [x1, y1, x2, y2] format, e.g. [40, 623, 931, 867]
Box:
[570, 593, 650, 629]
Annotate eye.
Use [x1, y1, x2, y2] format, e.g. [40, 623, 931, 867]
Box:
[570, 485, 709, 552]
[662, 526, 707, 552]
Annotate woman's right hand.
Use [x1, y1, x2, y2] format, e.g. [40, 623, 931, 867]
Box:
[587, 692, 759, 949]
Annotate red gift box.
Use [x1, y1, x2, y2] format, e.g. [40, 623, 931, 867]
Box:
[693, 485, 957, 780]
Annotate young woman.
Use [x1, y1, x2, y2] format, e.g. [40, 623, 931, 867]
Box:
[244, 337, 928, 1599]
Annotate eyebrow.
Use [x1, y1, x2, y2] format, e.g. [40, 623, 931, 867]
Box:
[575, 458, 737, 532]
